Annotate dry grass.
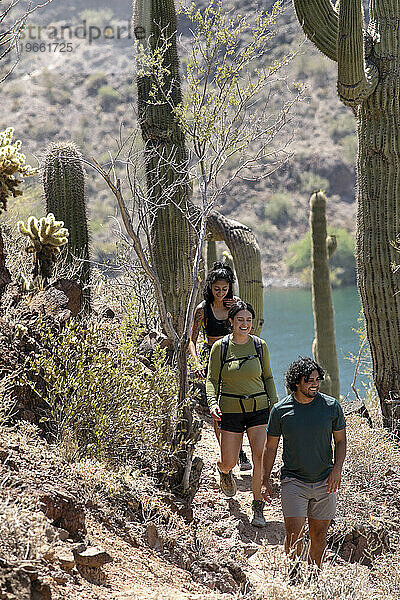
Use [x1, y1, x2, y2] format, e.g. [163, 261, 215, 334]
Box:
[337, 414, 400, 532]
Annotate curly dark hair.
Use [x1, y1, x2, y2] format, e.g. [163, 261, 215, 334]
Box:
[285, 357, 325, 393]
[203, 261, 236, 304]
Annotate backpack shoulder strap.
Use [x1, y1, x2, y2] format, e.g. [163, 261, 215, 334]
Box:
[217, 335, 230, 400]
[251, 336, 270, 400]
[251, 335, 263, 366]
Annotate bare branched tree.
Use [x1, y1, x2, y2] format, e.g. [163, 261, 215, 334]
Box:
[84, 0, 302, 494]
[0, 0, 53, 83]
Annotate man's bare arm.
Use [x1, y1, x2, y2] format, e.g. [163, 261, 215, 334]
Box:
[327, 428, 347, 493]
[261, 434, 280, 502]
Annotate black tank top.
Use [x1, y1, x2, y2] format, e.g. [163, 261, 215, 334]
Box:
[202, 301, 230, 337]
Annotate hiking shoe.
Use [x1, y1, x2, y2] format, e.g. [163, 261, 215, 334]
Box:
[217, 465, 237, 497]
[251, 500, 267, 527]
[238, 449, 252, 471]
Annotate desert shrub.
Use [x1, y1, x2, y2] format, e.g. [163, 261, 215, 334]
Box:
[328, 112, 356, 143]
[256, 219, 279, 239]
[79, 8, 114, 28]
[299, 171, 330, 195]
[285, 228, 356, 286]
[340, 133, 358, 164]
[97, 85, 119, 111]
[16, 312, 179, 476]
[265, 192, 294, 227]
[86, 72, 108, 96]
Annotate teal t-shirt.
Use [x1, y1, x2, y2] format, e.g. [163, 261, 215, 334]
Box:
[267, 392, 346, 483]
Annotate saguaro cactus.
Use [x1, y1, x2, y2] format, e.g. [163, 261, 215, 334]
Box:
[43, 142, 90, 310]
[207, 211, 264, 334]
[310, 191, 340, 399]
[293, 0, 400, 428]
[206, 241, 217, 273]
[134, 0, 197, 335]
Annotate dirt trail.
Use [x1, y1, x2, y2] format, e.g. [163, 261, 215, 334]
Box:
[61, 417, 287, 600]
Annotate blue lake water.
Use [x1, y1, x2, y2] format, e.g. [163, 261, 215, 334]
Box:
[260, 286, 368, 401]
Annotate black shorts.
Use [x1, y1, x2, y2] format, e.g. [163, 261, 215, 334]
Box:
[219, 409, 269, 433]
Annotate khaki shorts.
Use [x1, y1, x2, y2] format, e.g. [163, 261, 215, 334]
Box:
[281, 477, 336, 520]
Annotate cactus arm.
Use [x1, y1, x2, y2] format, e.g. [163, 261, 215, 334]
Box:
[292, 0, 339, 62]
[207, 211, 264, 335]
[337, 0, 379, 107]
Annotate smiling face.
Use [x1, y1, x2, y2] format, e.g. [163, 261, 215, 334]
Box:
[229, 309, 253, 337]
[211, 279, 230, 302]
[296, 369, 321, 400]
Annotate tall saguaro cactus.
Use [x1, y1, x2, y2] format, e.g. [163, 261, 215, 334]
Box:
[207, 211, 264, 334]
[134, 0, 197, 335]
[293, 0, 400, 428]
[43, 142, 90, 311]
[310, 191, 340, 399]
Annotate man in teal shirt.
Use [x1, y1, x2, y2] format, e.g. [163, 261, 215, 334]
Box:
[261, 357, 346, 573]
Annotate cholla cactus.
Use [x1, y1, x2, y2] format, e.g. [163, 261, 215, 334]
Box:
[0, 127, 37, 212]
[17, 213, 69, 282]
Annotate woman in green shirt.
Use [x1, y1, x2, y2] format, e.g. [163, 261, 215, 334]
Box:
[206, 301, 278, 527]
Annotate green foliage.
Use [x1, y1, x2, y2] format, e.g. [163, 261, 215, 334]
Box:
[0, 128, 37, 213]
[294, 52, 331, 87]
[20, 315, 180, 474]
[300, 171, 330, 195]
[97, 85, 119, 111]
[39, 70, 71, 106]
[265, 192, 294, 226]
[286, 227, 356, 286]
[86, 72, 108, 96]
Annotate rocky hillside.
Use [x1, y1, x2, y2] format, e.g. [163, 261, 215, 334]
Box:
[0, 0, 357, 280]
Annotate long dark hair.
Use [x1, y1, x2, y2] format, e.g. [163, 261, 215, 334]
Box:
[203, 261, 235, 304]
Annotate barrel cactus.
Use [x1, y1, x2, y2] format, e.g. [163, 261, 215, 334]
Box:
[134, 0, 197, 335]
[310, 191, 340, 399]
[207, 211, 264, 334]
[17, 213, 69, 283]
[293, 0, 400, 427]
[42, 142, 90, 311]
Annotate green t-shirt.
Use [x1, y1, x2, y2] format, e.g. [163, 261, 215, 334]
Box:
[206, 336, 278, 413]
[267, 392, 346, 483]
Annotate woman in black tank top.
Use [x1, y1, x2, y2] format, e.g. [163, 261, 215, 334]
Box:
[189, 263, 251, 469]
[189, 261, 237, 377]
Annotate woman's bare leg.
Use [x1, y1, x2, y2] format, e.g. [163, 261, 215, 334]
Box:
[246, 424, 267, 500]
[217, 430, 243, 473]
